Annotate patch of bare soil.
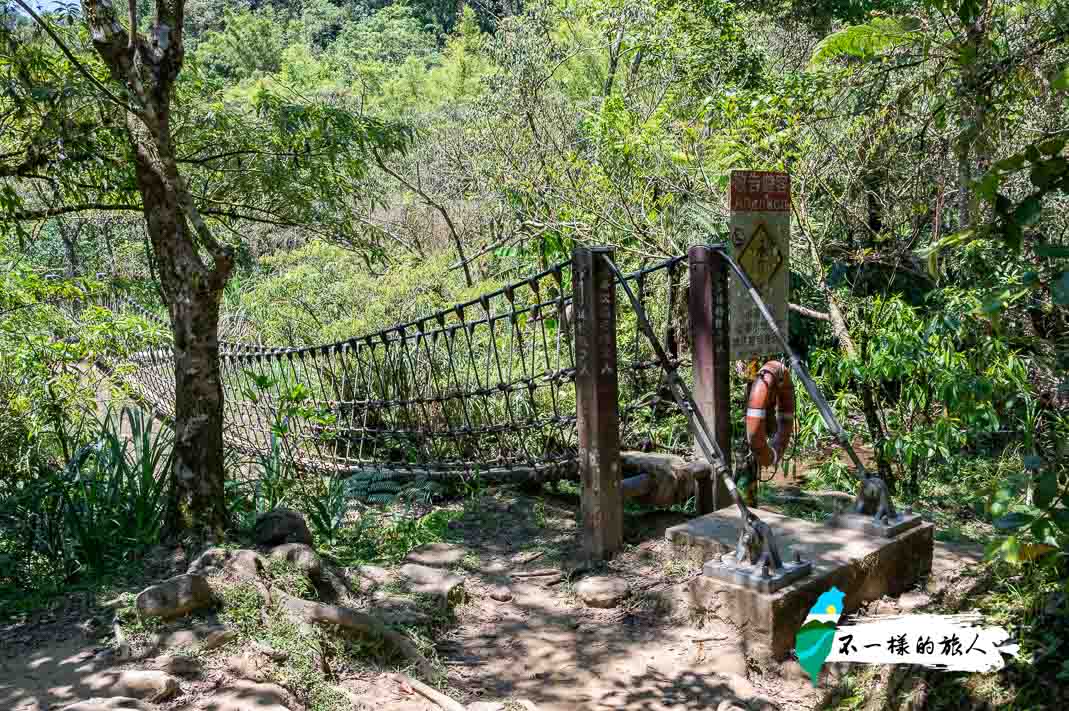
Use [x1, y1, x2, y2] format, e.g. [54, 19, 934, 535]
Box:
[0, 486, 988, 711]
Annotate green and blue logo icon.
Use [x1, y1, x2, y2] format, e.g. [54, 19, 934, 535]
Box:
[794, 586, 845, 685]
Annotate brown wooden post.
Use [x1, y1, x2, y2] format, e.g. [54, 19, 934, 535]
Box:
[573, 246, 622, 560]
[688, 245, 732, 513]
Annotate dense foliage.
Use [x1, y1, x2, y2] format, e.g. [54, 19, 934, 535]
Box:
[1, 0, 1067, 703]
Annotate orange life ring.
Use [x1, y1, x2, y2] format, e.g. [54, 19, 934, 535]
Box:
[745, 360, 795, 467]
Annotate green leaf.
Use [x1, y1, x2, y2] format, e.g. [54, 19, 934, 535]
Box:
[1035, 245, 1069, 259]
[1013, 195, 1043, 226]
[1052, 67, 1069, 91]
[1023, 454, 1043, 471]
[993, 153, 1027, 173]
[1038, 137, 1066, 156]
[810, 17, 922, 65]
[994, 512, 1033, 531]
[1034, 470, 1058, 510]
[957, 0, 981, 25]
[1053, 271, 1069, 306]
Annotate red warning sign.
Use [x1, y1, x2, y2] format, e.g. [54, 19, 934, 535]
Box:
[730, 171, 791, 212]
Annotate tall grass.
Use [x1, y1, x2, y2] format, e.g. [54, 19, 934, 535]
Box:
[0, 406, 172, 592]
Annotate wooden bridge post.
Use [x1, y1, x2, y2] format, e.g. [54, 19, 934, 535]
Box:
[688, 245, 732, 514]
[573, 246, 622, 561]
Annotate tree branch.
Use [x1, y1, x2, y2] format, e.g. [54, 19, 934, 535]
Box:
[789, 303, 831, 321]
[13, 0, 139, 115]
[373, 148, 473, 287]
[5, 203, 142, 220]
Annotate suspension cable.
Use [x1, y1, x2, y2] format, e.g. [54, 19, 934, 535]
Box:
[599, 253, 755, 523]
[707, 243, 872, 482]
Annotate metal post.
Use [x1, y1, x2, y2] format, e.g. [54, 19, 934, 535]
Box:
[688, 245, 732, 513]
[573, 246, 622, 560]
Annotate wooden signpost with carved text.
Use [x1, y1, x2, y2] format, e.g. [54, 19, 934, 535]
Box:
[729, 170, 790, 361]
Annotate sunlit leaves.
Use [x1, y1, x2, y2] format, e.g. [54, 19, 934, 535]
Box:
[810, 16, 922, 66]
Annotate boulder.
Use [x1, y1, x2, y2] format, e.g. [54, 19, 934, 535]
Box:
[575, 576, 630, 609]
[897, 590, 931, 613]
[399, 563, 465, 603]
[253, 508, 313, 546]
[84, 669, 180, 702]
[188, 547, 267, 580]
[488, 584, 512, 602]
[135, 574, 213, 620]
[270, 543, 322, 580]
[349, 564, 393, 593]
[404, 542, 467, 568]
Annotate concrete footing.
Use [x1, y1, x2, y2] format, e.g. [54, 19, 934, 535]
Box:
[666, 507, 934, 660]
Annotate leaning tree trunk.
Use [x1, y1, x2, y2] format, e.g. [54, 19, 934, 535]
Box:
[169, 287, 228, 535]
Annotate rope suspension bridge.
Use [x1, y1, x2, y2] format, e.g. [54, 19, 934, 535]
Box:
[100, 251, 689, 487]
[89, 244, 915, 578]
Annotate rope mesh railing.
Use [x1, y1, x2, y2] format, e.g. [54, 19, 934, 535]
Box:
[110, 262, 582, 484]
[613, 255, 694, 455]
[92, 252, 711, 488]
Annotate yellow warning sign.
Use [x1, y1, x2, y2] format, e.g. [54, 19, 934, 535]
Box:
[729, 170, 790, 361]
[737, 223, 783, 289]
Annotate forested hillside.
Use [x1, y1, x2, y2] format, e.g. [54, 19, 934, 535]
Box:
[1, 1, 1067, 709]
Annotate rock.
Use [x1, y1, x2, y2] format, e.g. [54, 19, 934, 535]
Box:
[400, 563, 465, 603]
[254, 508, 313, 546]
[188, 680, 295, 711]
[188, 547, 267, 580]
[153, 624, 236, 651]
[467, 703, 506, 711]
[404, 542, 467, 568]
[59, 699, 151, 711]
[135, 574, 213, 620]
[251, 641, 290, 662]
[270, 543, 322, 580]
[488, 584, 512, 602]
[187, 547, 230, 575]
[84, 669, 180, 701]
[228, 652, 272, 683]
[897, 590, 931, 613]
[717, 701, 748, 711]
[372, 593, 432, 626]
[152, 654, 203, 676]
[350, 564, 393, 593]
[575, 575, 630, 608]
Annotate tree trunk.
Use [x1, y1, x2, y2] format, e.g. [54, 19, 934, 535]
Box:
[169, 286, 228, 536]
[128, 114, 230, 539]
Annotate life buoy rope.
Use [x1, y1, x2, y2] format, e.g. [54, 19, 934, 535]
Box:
[745, 360, 795, 468]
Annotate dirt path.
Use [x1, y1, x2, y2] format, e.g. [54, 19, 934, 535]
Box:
[0, 488, 987, 711]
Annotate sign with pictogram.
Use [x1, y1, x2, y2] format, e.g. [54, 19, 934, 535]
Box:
[728, 170, 790, 360]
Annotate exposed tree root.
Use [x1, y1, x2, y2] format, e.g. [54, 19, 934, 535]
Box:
[392, 672, 466, 711]
[274, 591, 434, 679]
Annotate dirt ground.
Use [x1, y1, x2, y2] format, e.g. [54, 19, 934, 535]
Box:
[0, 486, 986, 711]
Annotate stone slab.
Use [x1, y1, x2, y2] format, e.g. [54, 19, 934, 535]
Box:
[827, 510, 924, 537]
[666, 507, 934, 659]
[702, 556, 812, 593]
